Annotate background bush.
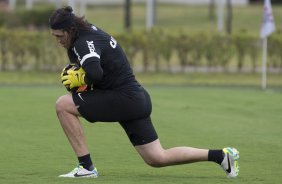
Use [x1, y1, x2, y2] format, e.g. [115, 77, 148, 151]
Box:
[0, 5, 54, 28]
[0, 27, 281, 73]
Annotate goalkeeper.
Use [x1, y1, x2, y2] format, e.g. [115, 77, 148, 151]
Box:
[50, 6, 239, 178]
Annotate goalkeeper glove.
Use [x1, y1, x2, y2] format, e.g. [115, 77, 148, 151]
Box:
[61, 67, 86, 90]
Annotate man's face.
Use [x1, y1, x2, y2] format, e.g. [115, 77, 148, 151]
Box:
[51, 29, 71, 49]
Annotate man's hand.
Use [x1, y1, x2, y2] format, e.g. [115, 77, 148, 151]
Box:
[61, 67, 86, 90]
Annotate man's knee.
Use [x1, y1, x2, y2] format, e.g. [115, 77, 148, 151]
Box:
[144, 155, 166, 168]
[55, 95, 71, 114]
[55, 94, 79, 116]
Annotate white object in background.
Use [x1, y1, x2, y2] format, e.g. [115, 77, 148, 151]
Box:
[260, 0, 275, 89]
[216, 0, 225, 32]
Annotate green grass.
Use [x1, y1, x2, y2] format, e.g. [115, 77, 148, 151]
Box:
[84, 4, 282, 35]
[0, 71, 281, 88]
[0, 85, 282, 184]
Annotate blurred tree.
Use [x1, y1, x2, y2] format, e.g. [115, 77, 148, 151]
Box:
[208, 0, 215, 21]
[250, 0, 282, 4]
[270, 0, 282, 4]
[124, 0, 131, 31]
[0, 0, 9, 12]
[226, 0, 232, 34]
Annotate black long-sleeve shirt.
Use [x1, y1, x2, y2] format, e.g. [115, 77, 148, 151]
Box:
[67, 25, 139, 90]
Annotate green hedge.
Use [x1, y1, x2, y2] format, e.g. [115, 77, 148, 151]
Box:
[0, 5, 54, 28]
[0, 27, 281, 73]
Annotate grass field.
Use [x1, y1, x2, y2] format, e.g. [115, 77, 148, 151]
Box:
[84, 3, 282, 35]
[0, 85, 281, 184]
[0, 71, 282, 88]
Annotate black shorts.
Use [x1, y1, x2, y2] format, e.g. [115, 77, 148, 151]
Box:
[72, 86, 158, 146]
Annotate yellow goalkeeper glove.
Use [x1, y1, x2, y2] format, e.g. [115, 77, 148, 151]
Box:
[61, 67, 86, 90]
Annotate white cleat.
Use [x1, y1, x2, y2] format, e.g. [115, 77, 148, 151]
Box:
[59, 165, 98, 178]
[221, 147, 240, 178]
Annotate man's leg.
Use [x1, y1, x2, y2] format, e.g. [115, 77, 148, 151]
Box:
[135, 139, 239, 178]
[135, 139, 209, 167]
[55, 94, 89, 157]
[55, 94, 97, 176]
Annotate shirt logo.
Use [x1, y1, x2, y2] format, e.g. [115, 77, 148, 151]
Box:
[110, 36, 117, 48]
[79, 40, 100, 66]
[86, 41, 95, 53]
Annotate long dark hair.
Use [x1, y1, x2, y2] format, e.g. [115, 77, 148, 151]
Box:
[49, 6, 92, 42]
